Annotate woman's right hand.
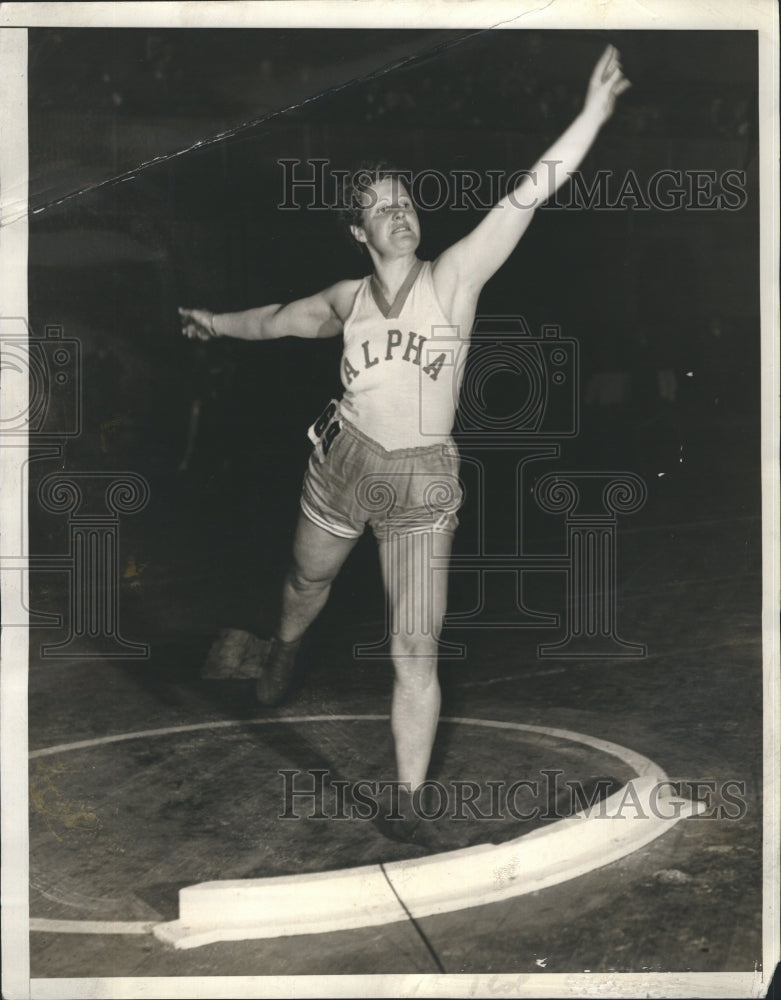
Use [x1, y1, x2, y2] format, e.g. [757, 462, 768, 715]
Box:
[178, 307, 219, 341]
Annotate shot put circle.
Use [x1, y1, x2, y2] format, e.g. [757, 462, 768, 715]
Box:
[29, 715, 689, 942]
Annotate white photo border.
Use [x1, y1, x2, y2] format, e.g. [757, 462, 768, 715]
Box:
[1, 2, 778, 998]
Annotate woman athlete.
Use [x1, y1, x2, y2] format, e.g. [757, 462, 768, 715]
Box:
[180, 45, 630, 845]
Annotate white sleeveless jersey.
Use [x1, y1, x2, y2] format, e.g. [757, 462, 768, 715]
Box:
[338, 259, 467, 451]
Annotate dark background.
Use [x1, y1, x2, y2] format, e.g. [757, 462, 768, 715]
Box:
[26, 27, 760, 639]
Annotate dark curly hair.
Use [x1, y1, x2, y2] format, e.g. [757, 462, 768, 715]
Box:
[335, 161, 411, 254]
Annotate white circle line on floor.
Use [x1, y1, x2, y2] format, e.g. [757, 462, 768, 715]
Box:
[29, 715, 699, 945]
[29, 919, 155, 936]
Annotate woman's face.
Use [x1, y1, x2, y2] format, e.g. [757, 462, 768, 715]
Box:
[351, 176, 420, 257]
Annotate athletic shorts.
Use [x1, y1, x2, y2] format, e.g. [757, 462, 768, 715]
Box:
[300, 401, 463, 540]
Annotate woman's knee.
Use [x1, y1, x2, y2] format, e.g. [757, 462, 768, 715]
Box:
[390, 630, 440, 665]
[286, 560, 335, 596]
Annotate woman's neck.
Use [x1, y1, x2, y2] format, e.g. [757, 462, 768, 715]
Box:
[370, 253, 419, 301]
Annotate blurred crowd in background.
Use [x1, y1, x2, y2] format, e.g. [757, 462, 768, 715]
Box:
[31, 29, 753, 141]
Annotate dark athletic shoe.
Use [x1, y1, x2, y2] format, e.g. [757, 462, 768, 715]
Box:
[202, 629, 269, 680]
[255, 635, 303, 707]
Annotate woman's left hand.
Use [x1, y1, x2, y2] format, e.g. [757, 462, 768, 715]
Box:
[584, 44, 631, 123]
